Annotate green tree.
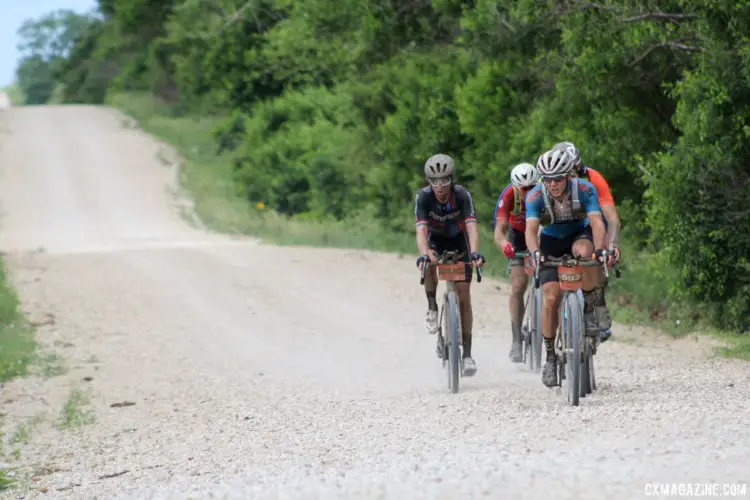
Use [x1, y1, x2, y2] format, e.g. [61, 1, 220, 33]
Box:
[15, 9, 96, 104]
[39, 0, 750, 329]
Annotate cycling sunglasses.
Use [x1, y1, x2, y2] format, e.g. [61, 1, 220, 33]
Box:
[428, 176, 453, 187]
[541, 175, 567, 183]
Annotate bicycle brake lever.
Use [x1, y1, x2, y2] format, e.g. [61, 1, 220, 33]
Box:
[594, 250, 610, 279]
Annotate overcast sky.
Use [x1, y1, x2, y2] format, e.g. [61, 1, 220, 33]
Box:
[1, 0, 97, 87]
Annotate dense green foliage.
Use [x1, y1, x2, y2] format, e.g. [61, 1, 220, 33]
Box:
[14, 0, 750, 331]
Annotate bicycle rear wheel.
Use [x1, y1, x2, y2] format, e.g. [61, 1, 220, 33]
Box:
[581, 353, 591, 397]
[563, 292, 583, 406]
[445, 290, 461, 393]
[590, 350, 597, 391]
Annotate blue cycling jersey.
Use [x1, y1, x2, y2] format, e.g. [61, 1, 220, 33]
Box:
[525, 179, 602, 239]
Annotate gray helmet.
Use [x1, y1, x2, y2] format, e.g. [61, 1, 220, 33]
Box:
[424, 154, 455, 178]
[536, 149, 575, 177]
[553, 141, 581, 166]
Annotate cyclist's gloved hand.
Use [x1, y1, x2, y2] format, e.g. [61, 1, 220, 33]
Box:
[470, 252, 485, 265]
[530, 250, 542, 269]
[594, 249, 613, 265]
[416, 254, 430, 269]
[503, 241, 515, 258]
[610, 246, 621, 263]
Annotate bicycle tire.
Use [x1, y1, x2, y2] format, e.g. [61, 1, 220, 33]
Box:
[446, 291, 461, 393]
[532, 286, 543, 373]
[564, 292, 583, 406]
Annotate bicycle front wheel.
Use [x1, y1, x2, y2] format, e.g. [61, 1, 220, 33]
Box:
[445, 290, 461, 393]
[563, 292, 584, 406]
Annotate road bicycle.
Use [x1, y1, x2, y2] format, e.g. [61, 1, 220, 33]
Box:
[420, 250, 483, 394]
[533, 251, 618, 406]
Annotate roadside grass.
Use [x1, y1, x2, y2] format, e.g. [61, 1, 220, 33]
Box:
[1, 85, 25, 106]
[108, 91, 749, 361]
[0, 259, 36, 385]
[0, 257, 37, 491]
[58, 387, 95, 430]
[9, 414, 44, 448]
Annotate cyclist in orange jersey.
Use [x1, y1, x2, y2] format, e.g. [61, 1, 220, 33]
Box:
[553, 142, 620, 342]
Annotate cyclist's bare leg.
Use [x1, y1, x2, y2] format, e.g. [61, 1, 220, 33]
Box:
[542, 282, 562, 343]
[572, 238, 608, 334]
[598, 266, 613, 341]
[541, 280, 562, 387]
[508, 264, 527, 362]
[456, 281, 477, 376]
[593, 227, 614, 339]
[423, 265, 439, 334]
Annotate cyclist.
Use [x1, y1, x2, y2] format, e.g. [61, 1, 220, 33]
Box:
[493, 162, 539, 363]
[553, 141, 620, 342]
[415, 154, 486, 377]
[524, 148, 610, 388]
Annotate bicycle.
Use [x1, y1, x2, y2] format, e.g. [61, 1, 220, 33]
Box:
[420, 250, 483, 394]
[519, 253, 543, 373]
[507, 252, 543, 373]
[532, 251, 618, 406]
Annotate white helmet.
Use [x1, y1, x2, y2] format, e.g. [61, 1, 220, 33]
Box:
[510, 163, 538, 187]
[424, 154, 455, 178]
[553, 141, 581, 165]
[536, 149, 575, 177]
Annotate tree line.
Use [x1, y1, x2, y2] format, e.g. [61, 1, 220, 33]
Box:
[13, 0, 750, 330]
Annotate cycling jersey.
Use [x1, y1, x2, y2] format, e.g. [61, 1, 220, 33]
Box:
[415, 184, 477, 239]
[579, 167, 614, 206]
[578, 166, 614, 230]
[525, 178, 601, 239]
[494, 184, 533, 232]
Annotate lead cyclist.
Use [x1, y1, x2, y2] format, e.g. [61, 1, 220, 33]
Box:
[415, 154, 486, 377]
[553, 142, 620, 342]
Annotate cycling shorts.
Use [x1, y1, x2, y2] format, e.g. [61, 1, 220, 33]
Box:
[538, 225, 593, 286]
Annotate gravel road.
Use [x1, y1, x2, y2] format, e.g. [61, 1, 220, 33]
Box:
[0, 103, 748, 499]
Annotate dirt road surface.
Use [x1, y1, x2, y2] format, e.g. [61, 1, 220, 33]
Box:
[0, 103, 748, 499]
